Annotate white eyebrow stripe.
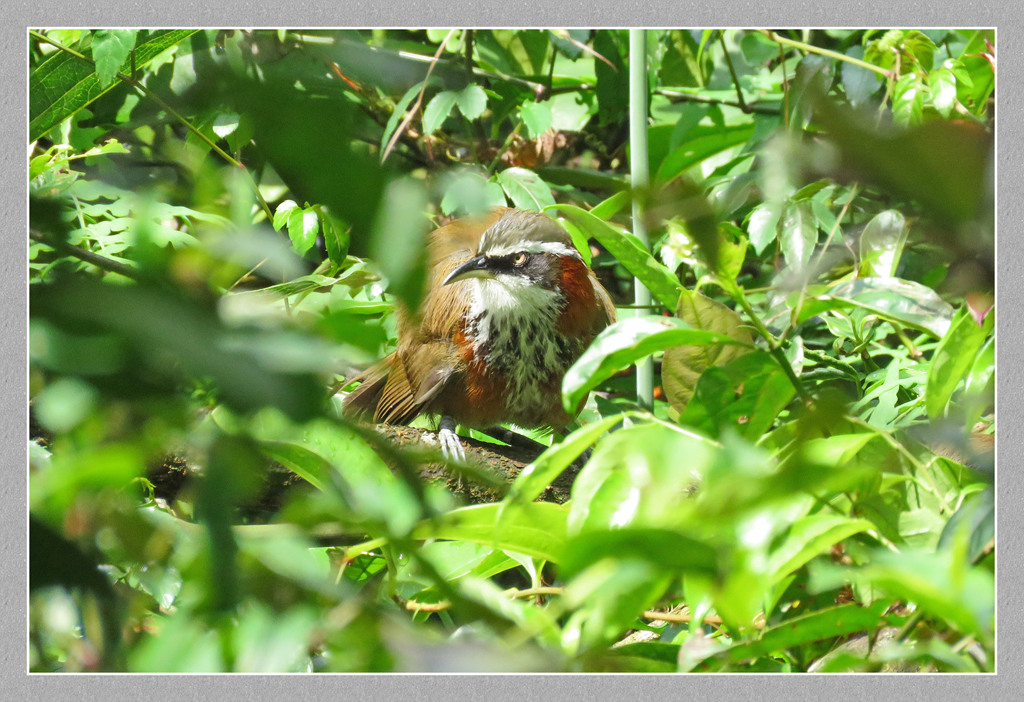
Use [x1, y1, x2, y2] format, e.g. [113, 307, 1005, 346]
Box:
[485, 241, 579, 258]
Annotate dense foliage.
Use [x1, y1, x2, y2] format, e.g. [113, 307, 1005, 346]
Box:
[29, 28, 994, 673]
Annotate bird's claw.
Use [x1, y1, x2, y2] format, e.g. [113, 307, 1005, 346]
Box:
[438, 425, 466, 462]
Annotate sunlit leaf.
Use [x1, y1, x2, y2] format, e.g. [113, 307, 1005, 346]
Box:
[662, 288, 753, 412]
[926, 306, 989, 417]
[496, 167, 555, 211]
[412, 502, 569, 563]
[563, 316, 748, 412]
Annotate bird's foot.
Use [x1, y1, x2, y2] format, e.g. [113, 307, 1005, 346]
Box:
[438, 416, 466, 462]
[438, 416, 467, 490]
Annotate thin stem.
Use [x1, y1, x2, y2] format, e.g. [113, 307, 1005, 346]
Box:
[30, 230, 141, 280]
[730, 283, 811, 402]
[629, 29, 654, 411]
[656, 89, 781, 115]
[760, 29, 889, 77]
[718, 31, 749, 113]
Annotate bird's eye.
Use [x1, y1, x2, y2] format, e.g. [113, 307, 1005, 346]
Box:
[512, 252, 528, 267]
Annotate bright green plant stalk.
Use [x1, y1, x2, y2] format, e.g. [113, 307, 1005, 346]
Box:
[629, 29, 654, 410]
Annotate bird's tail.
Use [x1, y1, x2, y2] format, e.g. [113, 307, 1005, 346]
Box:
[340, 356, 393, 421]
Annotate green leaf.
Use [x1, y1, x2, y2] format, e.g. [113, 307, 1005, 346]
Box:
[747, 200, 783, 255]
[858, 209, 908, 278]
[520, 101, 552, 138]
[842, 45, 880, 107]
[504, 413, 627, 505]
[608, 642, 680, 673]
[926, 306, 988, 418]
[567, 422, 717, 534]
[319, 209, 350, 265]
[30, 29, 199, 141]
[589, 191, 631, 221]
[767, 514, 874, 584]
[779, 200, 817, 270]
[287, 208, 319, 255]
[563, 316, 749, 413]
[371, 178, 429, 315]
[560, 528, 718, 578]
[709, 601, 897, 667]
[801, 277, 954, 338]
[422, 90, 458, 135]
[929, 68, 957, 118]
[551, 204, 681, 310]
[655, 124, 756, 183]
[440, 170, 506, 217]
[677, 351, 795, 440]
[937, 488, 993, 564]
[810, 548, 994, 643]
[662, 288, 753, 412]
[892, 74, 924, 127]
[496, 167, 555, 211]
[93, 30, 137, 87]
[412, 502, 568, 563]
[257, 440, 331, 493]
[454, 84, 488, 120]
[593, 30, 628, 125]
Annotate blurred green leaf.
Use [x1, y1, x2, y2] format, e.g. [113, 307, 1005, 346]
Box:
[454, 84, 487, 120]
[371, 178, 429, 315]
[568, 422, 714, 534]
[810, 548, 994, 642]
[563, 316, 748, 413]
[92, 30, 138, 87]
[892, 74, 924, 127]
[780, 200, 817, 270]
[504, 413, 626, 506]
[678, 351, 795, 440]
[767, 514, 873, 584]
[561, 528, 718, 577]
[858, 210, 908, 278]
[747, 200, 783, 255]
[655, 124, 756, 183]
[413, 502, 568, 563]
[926, 306, 989, 417]
[929, 68, 957, 117]
[520, 101, 552, 138]
[708, 600, 897, 667]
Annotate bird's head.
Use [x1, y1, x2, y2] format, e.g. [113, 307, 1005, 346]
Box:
[441, 210, 583, 305]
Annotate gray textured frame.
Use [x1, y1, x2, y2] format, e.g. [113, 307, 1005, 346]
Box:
[10, 5, 1018, 699]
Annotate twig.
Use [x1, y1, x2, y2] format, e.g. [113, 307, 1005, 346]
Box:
[759, 30, 889, 77]
[30, 230, 141, 280]
[718, 32, 749, 113]
[381, 30, 457, 163]
[658, 89, 782, 116]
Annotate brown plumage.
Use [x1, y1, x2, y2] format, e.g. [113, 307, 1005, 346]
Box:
[344, 207, 615, 444]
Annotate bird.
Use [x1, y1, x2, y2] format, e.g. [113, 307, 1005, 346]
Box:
[343, 207, 616, 460]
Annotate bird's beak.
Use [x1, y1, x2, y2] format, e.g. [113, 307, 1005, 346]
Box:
[442, 255, 493, 286]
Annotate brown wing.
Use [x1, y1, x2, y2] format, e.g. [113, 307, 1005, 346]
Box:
[344, 208, 508, 424]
